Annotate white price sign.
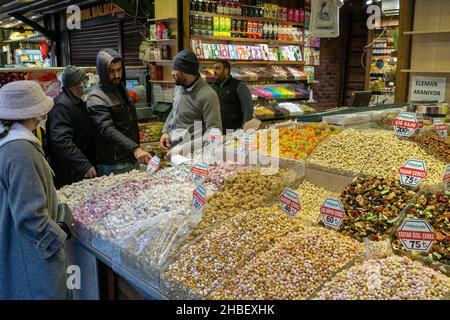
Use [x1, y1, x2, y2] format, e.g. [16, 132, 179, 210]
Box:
[396, 218, 435, 252]
[208, 128, 223, 144]
[237, 133, 256, 154]
[320, 198, 345, 229]
[191, 162, 209, 185]
[279, 188, 301, 216]
[444, 164, 450, 190]
[146, 155, 160, 174]
[193, 184, 207, 214]
[392, 112, 420, 137]
[434, 119, 448, 138]
[399, 159, 428, 187]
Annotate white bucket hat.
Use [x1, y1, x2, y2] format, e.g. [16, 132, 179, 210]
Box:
[0, 80, 54, 120]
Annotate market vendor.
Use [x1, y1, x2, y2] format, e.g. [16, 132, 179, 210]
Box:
[159, 50, 222, 153]
[87, 49, 151, 176]
[210, 60, 254, 132]
[46, 65, 97, 189]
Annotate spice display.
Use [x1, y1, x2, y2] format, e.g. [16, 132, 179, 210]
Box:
[57, 170, 146, 208]
[209, 226, 363, 300]
[410, 135, 450, 163]
[293, 180, 338, 223]
[392, 190, 450, 265]
[336, 176, 416, 241]
[309, 130, 446, 185]
[164, 207, 304, 297]
[314, 256, 450, 300]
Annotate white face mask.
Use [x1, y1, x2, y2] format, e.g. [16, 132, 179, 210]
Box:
[35, 115, 47, 129]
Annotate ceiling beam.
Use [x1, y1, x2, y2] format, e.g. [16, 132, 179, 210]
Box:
[8, 12, 54, 39]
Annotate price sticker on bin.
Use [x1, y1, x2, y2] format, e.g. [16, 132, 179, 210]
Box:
[392, 112, 420, 137]
[399, 159, 428, 187]
[434, 118, 448, 139]
[146, 155, 160, 174]
[191, 162, 209, 185]
[320, 198, 345, 229]
[279, 188, 301, 216]
[396, 218, 435, 252]
[208, 128, 223, 144]
[193, 184, 207, 214]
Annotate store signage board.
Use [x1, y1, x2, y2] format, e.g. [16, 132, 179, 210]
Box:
[396, 218, 435, 252]
[279, 188, 301, 216]
[433, 118, 448, 138]
[146, 155, 160, 174]
[208, 128, 223, 144]
[320, 198, 345, 229]
[193, 184, 207, 214]
[444, 164, 450, 191]
[399, 159, 428, 187]
[392, 112, 420, 137]
[191, 162, 209, 185]
[411, 76, 446, 103]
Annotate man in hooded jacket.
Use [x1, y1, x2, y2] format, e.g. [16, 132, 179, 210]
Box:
[87, 49, 150, 176]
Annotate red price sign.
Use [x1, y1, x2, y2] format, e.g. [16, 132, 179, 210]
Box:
[320, 198, 345, 229]
[392, 112, 420, 137]
[399, 159, 428, 187]
[279, 188, 301, 216]
[191, 162, 209, 185]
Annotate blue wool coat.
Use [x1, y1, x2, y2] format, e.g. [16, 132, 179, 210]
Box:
[0, 137, 69, 299]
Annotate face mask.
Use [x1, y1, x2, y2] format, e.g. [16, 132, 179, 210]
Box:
[36, 115, 47, 129]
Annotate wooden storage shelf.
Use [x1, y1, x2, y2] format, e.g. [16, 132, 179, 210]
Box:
[401, 69, 450, 73]
[200, 59, 304, 65]
[148, 17, 177, 22]
[253, 97, 309, 101]
[190, 11, 304, 27]
[404, 30, 450, 35]
[149, 80, 176, 84]
[191, 35, 303, 46]
[146, 39, 177, 43]
[148, 60, 173, 63]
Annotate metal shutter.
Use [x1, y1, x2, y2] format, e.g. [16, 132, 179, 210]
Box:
[69, 22, 120, 66]
[122, 17, 144, 66]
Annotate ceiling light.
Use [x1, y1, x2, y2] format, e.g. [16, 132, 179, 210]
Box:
[31, 16, 36, 19]
[366, 0, 373, 4]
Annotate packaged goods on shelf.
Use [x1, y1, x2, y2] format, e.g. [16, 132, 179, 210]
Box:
[277, 103, 303, 116]
[152, 84, 174, 103]
[208, 226, 364, 300]
[163, 207, 306, 298]
[392, 186, 450, 268]
[331, 175, 417, 242]
[249, 84, 309, 100]
[138, 122, 164, 143]
[313, 256, 450, 300]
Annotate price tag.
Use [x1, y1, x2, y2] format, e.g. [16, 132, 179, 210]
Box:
[146, 155, 160, 174]
[320, 198, 345, 229]
[434, 118, 448, 138]
[444, 164, 450, 190]
[237, 133, 256, 154]
[415, 113, 424, 135]
[279, 188, 301, 216]
[208, 128, 223, 144]
[193, 184, 207, 214]
[396, 218, 435, 252]
[399, 159, 428, 187]
[191, 162, 209, 185]
[392, 112, 420, 137]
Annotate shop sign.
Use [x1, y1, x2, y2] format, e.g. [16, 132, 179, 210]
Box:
[191, 162, 209, 185]
[320, 198, 345, 229]
[434, 118, 448, 139]
[411, 76, 446, 103]
[392, 112, 420, 137]
[208, 128, 222, 144]
[396, 218, 435, 252]
[146, 155, 160, 174]
[444, 164, 450, 190]
[193, 184, 207, 214]
[279, 188, 301, 216]
[79, 3, 125, 21]
[399, 159, 428, 187]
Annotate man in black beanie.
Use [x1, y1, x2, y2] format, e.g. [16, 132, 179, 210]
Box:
[46, 65, 97, 188]
[160, 50, 222, 152]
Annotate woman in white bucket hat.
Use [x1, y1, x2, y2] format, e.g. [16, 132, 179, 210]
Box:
[0, 81, 70, 299]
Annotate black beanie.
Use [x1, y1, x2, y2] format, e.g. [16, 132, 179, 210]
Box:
[172, 49, 199, 75]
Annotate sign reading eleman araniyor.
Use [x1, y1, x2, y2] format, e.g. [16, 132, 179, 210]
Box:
[410, 76, 446, 102]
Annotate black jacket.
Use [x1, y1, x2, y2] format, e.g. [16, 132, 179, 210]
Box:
[46, 88, 97, 189]
[86, 49, 140, 165]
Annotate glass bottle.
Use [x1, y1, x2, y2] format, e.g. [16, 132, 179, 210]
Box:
[208, 0, 213, 13]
